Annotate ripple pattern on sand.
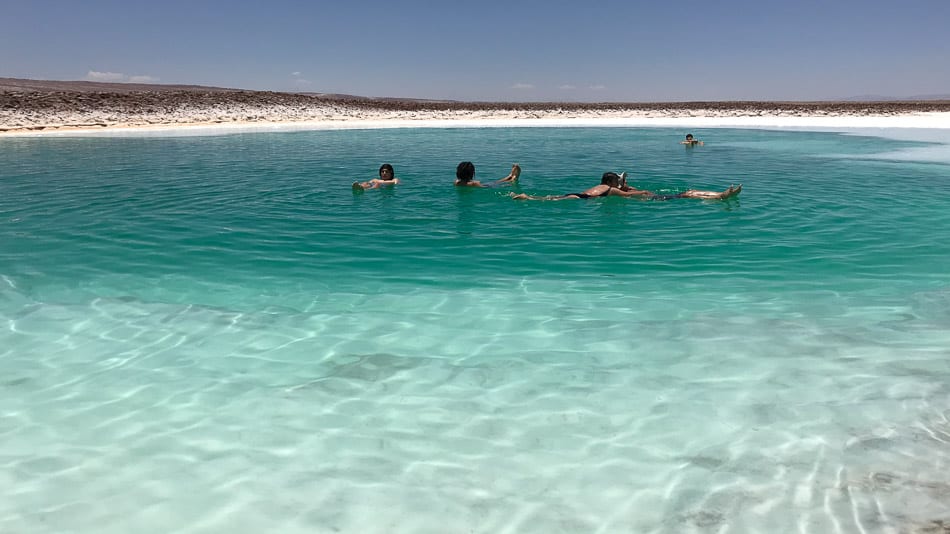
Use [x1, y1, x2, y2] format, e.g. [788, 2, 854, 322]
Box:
[2, 127, 950, 532]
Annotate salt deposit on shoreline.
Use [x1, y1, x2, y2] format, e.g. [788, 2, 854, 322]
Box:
[4, 110, 950, 138]
[2, 81, 949, 136]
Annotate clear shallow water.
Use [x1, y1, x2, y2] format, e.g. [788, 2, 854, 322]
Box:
[2, 127, 950, 533]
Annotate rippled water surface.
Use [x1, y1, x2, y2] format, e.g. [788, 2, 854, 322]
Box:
[2, 127, 950, 533]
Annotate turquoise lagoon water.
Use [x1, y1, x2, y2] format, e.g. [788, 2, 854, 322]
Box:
[2, 127, 949, 533]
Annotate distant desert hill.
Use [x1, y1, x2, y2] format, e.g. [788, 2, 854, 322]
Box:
[842, 93, 950, 102]
[0, 78, 461, 105]
[299, 92, 460, 104]
[6, 78, 949, 106]
[3, 78, 950, 120]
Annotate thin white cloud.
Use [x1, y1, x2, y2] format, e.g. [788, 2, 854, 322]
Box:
[129, 75, 160, 83]
[559, 84, 576, 90]
[589, 84, 606, 90]
[86, 70, 126, 82]
[512, 83, 534, 90]
[292, 71, 301, 76]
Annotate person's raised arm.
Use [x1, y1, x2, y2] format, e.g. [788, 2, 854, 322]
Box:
[494, 163, 521, 184]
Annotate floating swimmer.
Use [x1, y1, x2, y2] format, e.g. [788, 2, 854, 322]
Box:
[353, 163, 401, 190]
[510, 171, 740, 201]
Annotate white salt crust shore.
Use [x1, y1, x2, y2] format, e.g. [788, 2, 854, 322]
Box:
[3, 110, 950, 138]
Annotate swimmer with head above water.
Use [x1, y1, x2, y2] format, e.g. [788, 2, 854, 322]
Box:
[681, 133, 704, 146]
[454, 162, 521, 187]
[353, 163, 401, 190]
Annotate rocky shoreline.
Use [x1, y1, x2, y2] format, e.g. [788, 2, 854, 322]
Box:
[3, 78, 950, 133]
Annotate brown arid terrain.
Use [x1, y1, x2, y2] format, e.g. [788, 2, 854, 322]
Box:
[3, 77, 950, 133]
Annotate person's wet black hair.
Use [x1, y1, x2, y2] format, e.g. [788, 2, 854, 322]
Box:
[379, 163, 394, 177]
[601, 172, 621, 187]
[685, 134, 694, 139]
[456, 161, 475, 182]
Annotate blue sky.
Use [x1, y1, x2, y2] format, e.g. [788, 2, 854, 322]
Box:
[3, 0, 949, 101]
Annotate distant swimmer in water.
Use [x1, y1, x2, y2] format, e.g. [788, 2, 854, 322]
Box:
[353, 163, 401, 190]
[510, 171, 740, 201]
[681, 133, 704, 146]
[455, 162, 521, 187]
